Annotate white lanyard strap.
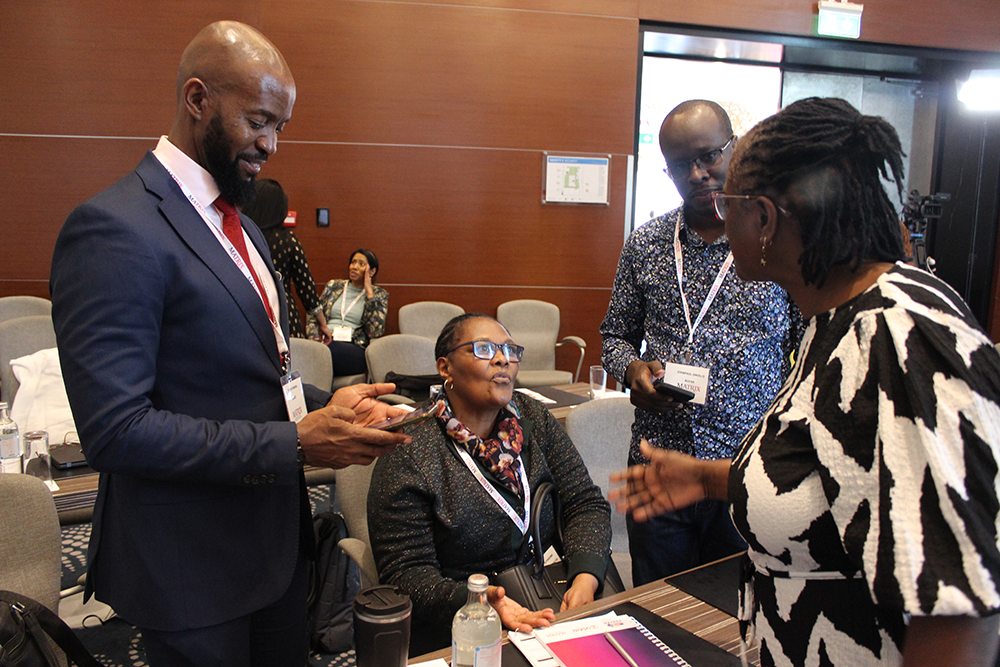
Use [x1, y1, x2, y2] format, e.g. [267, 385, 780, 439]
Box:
[674, 217, 733, 347]
[339, 287, 366, 323]
[160, 164, 288, 360]
[455, 446, 531, 535]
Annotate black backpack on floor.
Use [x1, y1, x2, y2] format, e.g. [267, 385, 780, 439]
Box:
[306, 512, 361, 654]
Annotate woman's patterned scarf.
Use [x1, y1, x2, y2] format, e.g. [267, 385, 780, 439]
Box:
[436, 396, 525, 498]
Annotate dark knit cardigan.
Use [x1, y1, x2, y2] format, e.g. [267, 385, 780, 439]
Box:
[368, 392, 611, 651]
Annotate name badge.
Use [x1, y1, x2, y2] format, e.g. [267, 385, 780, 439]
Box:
[332, 326, 353, 342]
[281, 371, 307, 423]
[661, 362, 710, 405]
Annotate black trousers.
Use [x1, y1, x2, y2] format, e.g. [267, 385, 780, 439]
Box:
[140, 550, 310, 667]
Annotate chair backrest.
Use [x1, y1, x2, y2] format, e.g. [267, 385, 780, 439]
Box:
[0, 315, 58, 405]
[334, 462, 378, 587]
[365, 334, 438, 384]
[564, 396, 635, 554]
[0, 296, 52, 326]
[397, 301, 465, 341]
[0, 474, 62, 613]
[497, 299, 560, 372]
[288, 337, 334, 392]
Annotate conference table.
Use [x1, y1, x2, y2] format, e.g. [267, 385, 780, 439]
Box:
[411, 552, 759, 666]
[49, 382, 601, 523]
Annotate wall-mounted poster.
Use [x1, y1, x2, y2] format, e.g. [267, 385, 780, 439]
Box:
[543, 154, 610, 205]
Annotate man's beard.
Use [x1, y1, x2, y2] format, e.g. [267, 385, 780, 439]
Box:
[204, 115, 263, 207]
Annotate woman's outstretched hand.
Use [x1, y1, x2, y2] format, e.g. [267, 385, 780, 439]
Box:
[608, 440, 731, 521]
[487, 586, 555, 633]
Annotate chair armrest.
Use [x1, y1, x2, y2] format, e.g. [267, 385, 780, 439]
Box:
[338, 537, 380, 590]
[556, 336, 587, 382]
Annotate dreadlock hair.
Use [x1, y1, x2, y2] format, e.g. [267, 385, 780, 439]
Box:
[434, 312, 508, 360]
[728, 97, 907, 287]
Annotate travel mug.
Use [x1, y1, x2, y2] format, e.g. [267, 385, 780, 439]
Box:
[353, 585, 412, 667]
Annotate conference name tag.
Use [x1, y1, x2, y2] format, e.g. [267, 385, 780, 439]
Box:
[281, 371, 307, 423]
[661, 362, 709, 405]
[332, 326, 353, 342]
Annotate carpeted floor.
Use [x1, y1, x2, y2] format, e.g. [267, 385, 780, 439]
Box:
[60, 484, 360, 667]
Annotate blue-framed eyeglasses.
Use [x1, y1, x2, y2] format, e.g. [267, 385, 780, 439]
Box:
[663, 135, 735, 180]
[711, 192, 790, 221]
[445, 340, 524, 362]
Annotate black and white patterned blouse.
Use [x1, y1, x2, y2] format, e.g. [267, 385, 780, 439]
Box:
[730, 263, 1000, 666]
[600, 208, 802, 464]
[262, 227, 322, 338]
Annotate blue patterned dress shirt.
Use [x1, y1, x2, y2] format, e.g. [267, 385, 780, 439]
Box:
[600, 207, 802, 465]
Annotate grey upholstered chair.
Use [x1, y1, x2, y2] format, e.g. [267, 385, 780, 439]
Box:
[0, 295, 52, 325]
[397, 301, 465, 341]
[564, 395, 635, 584]
[497, 299, 586, 388]
[334, 461, 379, 589]
[288, 336, 334, 392]
[0, 315, 58, 405]
[365, 334, 438, 405]
[0, 473, 63, 611]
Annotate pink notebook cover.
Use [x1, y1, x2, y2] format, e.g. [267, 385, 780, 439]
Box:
[543, 625, 688, 667]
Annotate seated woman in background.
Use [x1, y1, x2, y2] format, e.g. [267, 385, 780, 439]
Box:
[611, 97, 1000, 667]
[307, 249, 388, 377]
[244, 178, 331, 342]
[368, 313, 612, 654]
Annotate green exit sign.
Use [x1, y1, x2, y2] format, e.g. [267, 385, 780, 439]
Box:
[817, 1, 863, 39]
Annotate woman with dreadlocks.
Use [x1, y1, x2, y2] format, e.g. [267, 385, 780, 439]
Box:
[611, 97, 1000, 666]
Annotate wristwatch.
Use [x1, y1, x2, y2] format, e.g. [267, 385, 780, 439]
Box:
[296, 434, 306, 468]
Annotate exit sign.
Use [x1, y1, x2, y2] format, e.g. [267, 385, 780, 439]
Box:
[817, 1, 863, 39]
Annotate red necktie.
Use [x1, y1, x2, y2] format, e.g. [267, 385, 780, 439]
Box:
[215, 197, 276, 323]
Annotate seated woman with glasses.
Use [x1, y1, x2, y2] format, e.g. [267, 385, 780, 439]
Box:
[368, 313, 612, 654]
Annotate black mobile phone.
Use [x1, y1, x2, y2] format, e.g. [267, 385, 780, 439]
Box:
[370, 403, 438, 432]
[652, 377, 695, 402]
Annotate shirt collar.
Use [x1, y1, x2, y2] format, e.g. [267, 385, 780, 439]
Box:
[151, 136, 221, 213]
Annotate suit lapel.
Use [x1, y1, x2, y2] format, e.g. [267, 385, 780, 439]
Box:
[136, 153, 285, 374]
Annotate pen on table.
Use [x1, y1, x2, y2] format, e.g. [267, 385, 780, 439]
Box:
[604, 631, 639, 667]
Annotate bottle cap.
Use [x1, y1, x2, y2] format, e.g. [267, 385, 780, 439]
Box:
[467, 573, 489, 592]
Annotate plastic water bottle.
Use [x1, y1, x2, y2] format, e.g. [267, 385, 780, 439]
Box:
[0, 402, 21, 474]
[452, 574, 502, 667]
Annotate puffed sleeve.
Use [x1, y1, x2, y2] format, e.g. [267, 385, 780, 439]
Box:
[816, 305, 1000, 617]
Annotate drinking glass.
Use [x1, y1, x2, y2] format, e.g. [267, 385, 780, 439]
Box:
[589, 365, 607, 400]
[22, 431, 51, 483]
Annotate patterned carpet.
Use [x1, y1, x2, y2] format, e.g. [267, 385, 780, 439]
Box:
[60, 484, 360, 667]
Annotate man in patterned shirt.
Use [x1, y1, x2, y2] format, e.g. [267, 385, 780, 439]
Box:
[600, 100, 800, 584]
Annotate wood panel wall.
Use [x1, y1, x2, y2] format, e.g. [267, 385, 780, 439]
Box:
[2, 0, 999, 373]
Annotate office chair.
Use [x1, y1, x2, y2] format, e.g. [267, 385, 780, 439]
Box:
[397, 301, 464, 341]
[334, 462, 379, 589]
[288, 337, 335, 392]
[496, 299, 586, 388]
[0, 474, 64, 613]
[0, 296, 52, 326]
[0, 315, 58, 405]
[564, 395, 635, 586]
[365, 334, 438, 404]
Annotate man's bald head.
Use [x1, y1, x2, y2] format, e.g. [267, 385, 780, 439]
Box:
[176, 21, 293, 101]
[169, 21, 296, 206]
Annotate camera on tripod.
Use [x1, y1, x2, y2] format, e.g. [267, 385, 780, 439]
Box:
[902, 190, 950, 272]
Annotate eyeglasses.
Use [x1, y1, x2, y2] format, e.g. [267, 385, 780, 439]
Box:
[663, 136, 735, 180]
[710, 192, 790, 221]
[445, 340, 524, 363]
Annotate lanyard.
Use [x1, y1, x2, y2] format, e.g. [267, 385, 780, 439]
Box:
[160, 164, 288, 363]
[674, 217, 733, 348]
[339, 287, 366, 324]
[455, 445, 531, 535]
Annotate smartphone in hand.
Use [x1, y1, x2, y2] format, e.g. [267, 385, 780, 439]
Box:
[652, 377, 695, 402]
[369, 402, 438, 431]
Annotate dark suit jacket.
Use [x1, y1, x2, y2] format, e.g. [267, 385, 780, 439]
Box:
[50, 152, 331, 631]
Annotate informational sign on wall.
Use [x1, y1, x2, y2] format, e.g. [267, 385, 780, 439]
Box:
[542, 154, 610, 205]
